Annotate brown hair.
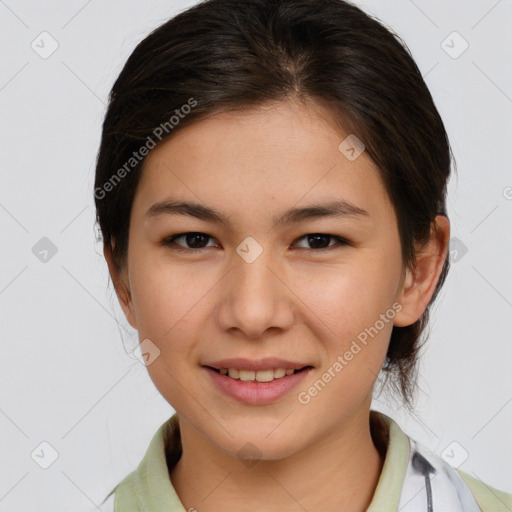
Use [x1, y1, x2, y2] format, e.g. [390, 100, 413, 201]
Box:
[94, 0, 455, 411]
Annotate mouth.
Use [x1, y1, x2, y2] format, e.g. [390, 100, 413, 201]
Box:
[204, 363, 314, 404]
[205, 365, 313, 383]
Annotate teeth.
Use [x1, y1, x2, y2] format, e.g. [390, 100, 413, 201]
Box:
[239, 370, 256, 381]
[218, 367, 302, 382]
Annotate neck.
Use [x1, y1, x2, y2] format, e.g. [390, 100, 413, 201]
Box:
[169, 405, 387, 512]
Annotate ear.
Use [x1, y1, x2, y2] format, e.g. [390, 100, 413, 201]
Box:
[393, 215, 450, 327]
[103, 241, 138, 330]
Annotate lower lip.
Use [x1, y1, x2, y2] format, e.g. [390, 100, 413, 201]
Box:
[204, 367, 313, 405]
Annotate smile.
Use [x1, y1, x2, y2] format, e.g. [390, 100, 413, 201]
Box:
[204, 365, 314, 404]
[210, 367, 309, 382]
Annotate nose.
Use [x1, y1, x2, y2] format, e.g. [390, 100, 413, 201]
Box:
[216, 246, 295, 339]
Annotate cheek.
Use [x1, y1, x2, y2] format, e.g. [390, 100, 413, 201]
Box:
[292, 253, 401, 335]
[292, 265, 396, 409]
[288, 255, 401, 400]
[128, 260, 206, 407]
[129, 257, 207, 350]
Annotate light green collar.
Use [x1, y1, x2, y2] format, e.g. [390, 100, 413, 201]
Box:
[111, 410, 411, 511]
[367, 410, 410, 511]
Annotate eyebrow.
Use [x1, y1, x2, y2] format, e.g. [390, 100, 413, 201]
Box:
[145, 199, 369, 228]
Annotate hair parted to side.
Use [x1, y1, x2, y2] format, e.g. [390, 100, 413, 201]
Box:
[94, 0, 455, 412]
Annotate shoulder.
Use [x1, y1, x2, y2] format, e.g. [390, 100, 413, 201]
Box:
[100, 413, 183, 511]
[374, 412, 512, 512]
[456, 468, 512, 512]
[402, 435, 512, 512]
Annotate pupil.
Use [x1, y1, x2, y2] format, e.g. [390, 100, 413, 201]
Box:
[309, 234, 329, 249]
[187, 233, 207, 248]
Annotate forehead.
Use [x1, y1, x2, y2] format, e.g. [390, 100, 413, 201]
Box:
[134, 99, 393, 225]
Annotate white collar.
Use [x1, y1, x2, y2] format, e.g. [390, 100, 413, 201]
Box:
[398, 436, 482, 511]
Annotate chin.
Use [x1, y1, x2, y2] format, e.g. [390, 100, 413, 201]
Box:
[216, 423, 306, 462]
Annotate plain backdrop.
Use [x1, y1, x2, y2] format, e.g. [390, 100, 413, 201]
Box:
[0, 0, 511, 510]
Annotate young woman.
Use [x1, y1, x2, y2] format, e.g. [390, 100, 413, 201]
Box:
[94, 0, 512, 510]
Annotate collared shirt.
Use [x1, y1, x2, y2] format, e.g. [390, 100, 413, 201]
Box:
[99, 410, 512, 511]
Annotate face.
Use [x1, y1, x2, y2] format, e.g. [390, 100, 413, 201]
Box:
[108, 98, 434, 460]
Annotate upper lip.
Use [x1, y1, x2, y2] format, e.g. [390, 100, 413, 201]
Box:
[203, 357, 313, 371]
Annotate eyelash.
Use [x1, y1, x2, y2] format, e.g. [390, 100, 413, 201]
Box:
[161, 232, 349, 253]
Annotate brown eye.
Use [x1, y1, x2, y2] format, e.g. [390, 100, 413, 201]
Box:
[293, 233, 348, 251]
[163, 232, 218, 251]
[162, 232, 348, 253]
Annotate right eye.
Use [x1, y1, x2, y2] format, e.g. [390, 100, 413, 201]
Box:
[162, 232, 219, 252]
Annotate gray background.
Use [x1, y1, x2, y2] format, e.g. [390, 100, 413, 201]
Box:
[0, 0, 511, 510]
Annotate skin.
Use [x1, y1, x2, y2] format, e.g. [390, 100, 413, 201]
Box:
[104, 97, 450, 512]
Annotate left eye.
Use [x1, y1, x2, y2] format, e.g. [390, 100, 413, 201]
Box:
[293, 233, 348, 250]
[162, 232, 348, 252]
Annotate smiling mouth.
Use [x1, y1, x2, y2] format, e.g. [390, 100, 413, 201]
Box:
[206, 366, 313, 383]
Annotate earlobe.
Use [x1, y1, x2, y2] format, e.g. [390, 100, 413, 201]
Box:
[103, 242, 138, 330]
[393, 216, 450, 328]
